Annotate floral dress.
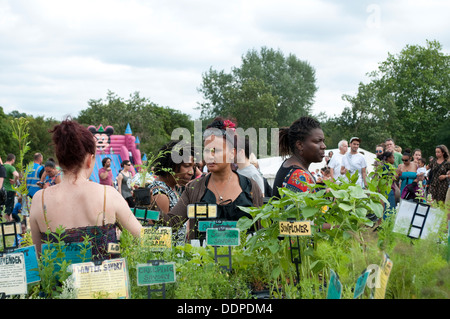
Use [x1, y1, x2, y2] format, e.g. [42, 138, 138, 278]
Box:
[428, 159, 450, 202]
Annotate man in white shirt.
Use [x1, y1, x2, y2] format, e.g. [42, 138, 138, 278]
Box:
[236, 137, 265, 194]
[341, 137, 367, 188]
[328, 140, 348, 181]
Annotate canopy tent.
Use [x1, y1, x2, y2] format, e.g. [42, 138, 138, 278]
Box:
[257, 148, 377, 187]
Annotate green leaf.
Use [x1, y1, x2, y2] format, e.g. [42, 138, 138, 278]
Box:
[338, 203, 353, 211]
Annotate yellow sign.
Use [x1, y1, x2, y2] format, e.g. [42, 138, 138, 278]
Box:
[279, 221, 312, 236]
[374, 253, 393, 299]
[70, 258, 129, 299]
[141, 226, 172, 250]
[187, 204, 217, 218]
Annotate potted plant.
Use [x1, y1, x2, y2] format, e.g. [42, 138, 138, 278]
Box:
[131, 149, 171, 206]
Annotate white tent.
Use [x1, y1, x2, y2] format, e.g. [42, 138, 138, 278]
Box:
[258, 148, 377, 187]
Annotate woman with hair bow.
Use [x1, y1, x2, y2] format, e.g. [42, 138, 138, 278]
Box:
[161, 117, 263, 240]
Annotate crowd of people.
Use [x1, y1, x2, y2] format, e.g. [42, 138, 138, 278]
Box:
[0, 116, 449, 259]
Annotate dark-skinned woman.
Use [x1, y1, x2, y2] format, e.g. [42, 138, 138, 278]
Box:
[161, 117, 263, 241]
[273, 116, 326, 198]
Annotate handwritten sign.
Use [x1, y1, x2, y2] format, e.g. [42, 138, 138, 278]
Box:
[187, 204, 217, 218]
[70, 258, 129, 299]
[206, 228, 240, 246]
[141, 227, 172, 251]
[326, 269, 342, 299]
[374, 253, 393, 299]
[137, 262, 176, 286]
[14, 245, 40, 284]
[198, 221, 237, 232]
[0, 252, 27, 296]
[279, 221, 312, 236]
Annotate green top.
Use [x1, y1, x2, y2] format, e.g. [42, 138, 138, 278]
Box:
[3, 164, 16, 191]
[393, 152, 403, 168]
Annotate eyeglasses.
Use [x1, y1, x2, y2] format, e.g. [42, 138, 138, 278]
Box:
[376, 150, 383, 153]
[402, 159, 409, 162]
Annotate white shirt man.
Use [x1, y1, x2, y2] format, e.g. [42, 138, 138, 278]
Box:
[236, 138, 265, 194]
[328, 140, 348, 181]
[340, 137, 367, 188]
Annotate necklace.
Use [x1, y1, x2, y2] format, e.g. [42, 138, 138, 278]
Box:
[211, 172, 233, 202]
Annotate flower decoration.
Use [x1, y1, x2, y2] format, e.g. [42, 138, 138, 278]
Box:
[223, 119, 236, 131]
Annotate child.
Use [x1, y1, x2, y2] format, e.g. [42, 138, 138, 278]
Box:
[11, 195, 22, 223]
[417, 157, 427, 177]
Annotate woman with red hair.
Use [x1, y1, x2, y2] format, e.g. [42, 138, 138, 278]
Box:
[30, 118, 142, 260]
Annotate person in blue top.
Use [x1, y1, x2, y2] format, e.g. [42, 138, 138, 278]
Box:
[26, 153, 44, 198]
[11, 195, 22, 222]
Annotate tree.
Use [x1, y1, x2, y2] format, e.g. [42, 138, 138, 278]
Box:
[325, 40, 450, 156]
[198, 47, 317, 128]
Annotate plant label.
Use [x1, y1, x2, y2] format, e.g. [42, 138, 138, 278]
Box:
[41, 242, 93, 273]
[136, 262, 176, 286]
[141, 226, 172, 251]
[353, 269, 370, 299]
[374, 253, 393, 299]
[14, 245, 40, 284]
[70, 258, 129, 299]
[279, 221, 312, 236]
[326, 269, 342, 299]
[187, 203, 217, 218]
[133, 207, 160, 221]
[206, 228, 240, 246]
[198, 220, 237, 232]
[0, 252, 27, 296]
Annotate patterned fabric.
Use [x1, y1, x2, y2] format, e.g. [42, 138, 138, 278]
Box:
[40, 223, 119, 261]
[283, 168, 315, 193]
[148, 180, 180, 210]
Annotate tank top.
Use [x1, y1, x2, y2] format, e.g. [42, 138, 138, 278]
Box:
[39, 186, 119, 261]
[120, 171, 133, 198]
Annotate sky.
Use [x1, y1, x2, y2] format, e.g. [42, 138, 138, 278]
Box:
[1, 0, 449, 122]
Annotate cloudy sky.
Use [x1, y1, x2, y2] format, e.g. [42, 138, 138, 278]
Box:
[1, 0, 449, 121]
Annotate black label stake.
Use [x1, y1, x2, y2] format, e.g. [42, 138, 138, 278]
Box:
[147, 259, 166, 299]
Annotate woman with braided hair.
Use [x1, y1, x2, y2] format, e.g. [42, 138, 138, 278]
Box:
[272, 116, 326, 198]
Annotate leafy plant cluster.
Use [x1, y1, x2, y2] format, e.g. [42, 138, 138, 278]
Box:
[4, 162, 449, 299]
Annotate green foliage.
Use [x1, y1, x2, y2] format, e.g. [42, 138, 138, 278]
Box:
[197, 47, 317, 153]
[322, 40, 450, 157]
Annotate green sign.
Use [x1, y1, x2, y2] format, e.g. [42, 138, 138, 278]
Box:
[133, 208, 160, 221]
[206, 228, 240, 246]
[353, 270, 369, 299]
[136, 262, 176, 286]
[198, 221, 237, 232]
[327, 269, 342, 299]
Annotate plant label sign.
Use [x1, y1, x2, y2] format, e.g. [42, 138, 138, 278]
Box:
[326, 269, 342, 299]
[374, 253, 393, 299]
[198, 220, 237, 232]
[136, 262, 176, 286]
[279, 221, 312, 236]
[70, 258, 130, 299]
[141, 226, 172, 251]
[41, 242, 93, 273]
[206, 228, 240, 246]
[353, 270, 370, 299]
[187, 203, 217, 218]
[14, 245, 40, 284]
[0, 252, 27, 296]
[133, 207, 160, 221]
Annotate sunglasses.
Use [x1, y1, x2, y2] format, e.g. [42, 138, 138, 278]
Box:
[376, 150, 383, 153]
[402, 159, 410, 162]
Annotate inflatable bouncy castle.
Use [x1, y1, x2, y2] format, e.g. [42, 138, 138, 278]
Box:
[88, 123, 142, 183]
